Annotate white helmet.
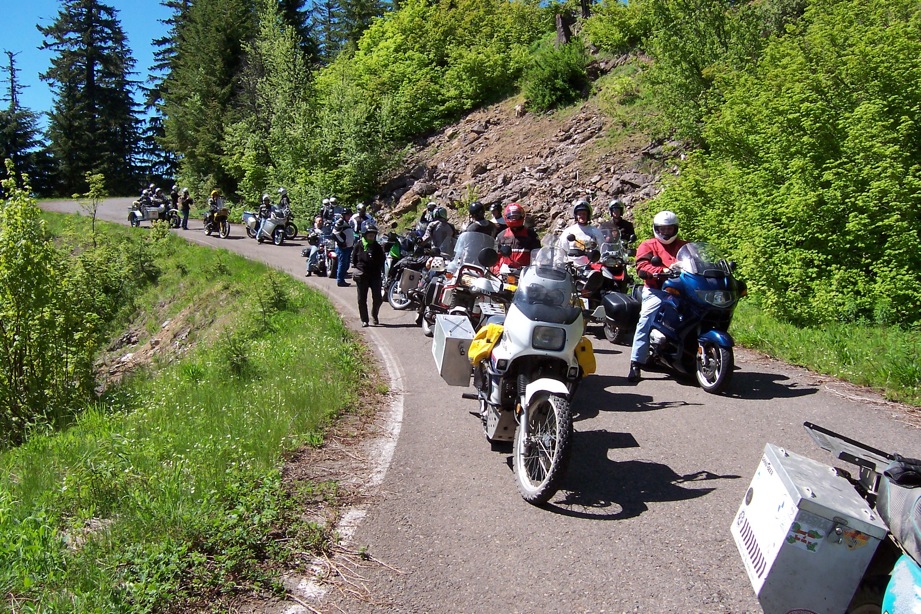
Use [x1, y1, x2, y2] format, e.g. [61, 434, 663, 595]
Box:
[653, 210, 680, 244]
[262, 193, 271, 204]
[329, 196, 337, 204]
[322, 198, 330, 205]
[278, 187, 287, 196]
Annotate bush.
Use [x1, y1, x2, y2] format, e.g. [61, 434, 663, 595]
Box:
[522, 39, 589, 111]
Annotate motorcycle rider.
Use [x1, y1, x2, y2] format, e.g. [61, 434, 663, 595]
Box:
[179, 188, 193, 230]
[495, 203, 540, 271]
[255, 193, 272, 240]
[138, 189, 152, 208]
[464, 201, 498, 237]
[562, 200, 606, 258]
[418, 201, 438, 229]
[351, 221, 385, 327]
[602, 199, 636, 245]
[278, 187, 291, 209]
[332, 216, 355, 287]
[170, 185, 180, 210]
[627, 210, 688, 383]
[350, 203, 374, 234]
[421, 206, 456, 252]
[489, 202, 507, 234]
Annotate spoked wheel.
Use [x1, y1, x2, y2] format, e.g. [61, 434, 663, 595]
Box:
[219, 220, 230, 238]
[513, 393, 573, 505]
[205, 222, 214, 236]
[285, 223, 298, 240]
[696, 343, 733, 394]
[387, 280, 412, 310]
[272, 227, 285, 245]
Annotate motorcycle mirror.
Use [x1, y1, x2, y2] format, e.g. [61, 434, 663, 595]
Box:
[566, 234, 576, 241]
[650, 255, 663, 266]
[728, 261, 738, 271]
[589, 249, 601, 263]
[390, 221, 398, 228]
[627, 248, 637, 257]
[478, 247, 499, 268]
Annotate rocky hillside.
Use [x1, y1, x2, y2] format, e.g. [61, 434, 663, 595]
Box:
[374, 86, 682, 234]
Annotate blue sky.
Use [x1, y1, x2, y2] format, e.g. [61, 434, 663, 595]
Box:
[1, 1, 172, 123]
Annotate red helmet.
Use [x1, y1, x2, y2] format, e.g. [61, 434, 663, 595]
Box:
[504, 203, 525, 228]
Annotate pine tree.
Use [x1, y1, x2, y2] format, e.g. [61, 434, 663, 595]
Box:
[0, 51, 51, 192]
[38, 0, 141, 194]
[160, 0, 257, 192]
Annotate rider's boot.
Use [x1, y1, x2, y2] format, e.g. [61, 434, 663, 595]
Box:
[627, 361, 642, 383]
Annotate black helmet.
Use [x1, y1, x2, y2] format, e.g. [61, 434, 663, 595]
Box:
[361, 220, 378, 235]
[572, 199, 591, 219]
[608, 199, 624, 214]
[434, 207, 448, 222]
[468, 201, 485, 219]
[490, 202, 503, 214]
[334, 217, 347, 231]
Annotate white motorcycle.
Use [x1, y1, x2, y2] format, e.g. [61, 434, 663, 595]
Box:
[460, 235, 596, 505]
[241, 207, 288, 245]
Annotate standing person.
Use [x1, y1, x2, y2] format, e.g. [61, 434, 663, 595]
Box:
[277, 187, 291, 209]
[464, 201, 497, 236]
[627, 210, 688, 382]
[170, 185, 180, 211]
[421, 206, 456, 252]
[332, 217, 355, 287]
[351, 221, 385, 327]
[179, 188, 193, 230]
[495, 203, 540, 271]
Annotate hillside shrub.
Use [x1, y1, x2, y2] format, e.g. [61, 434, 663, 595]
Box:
[521, 39, 589, 111]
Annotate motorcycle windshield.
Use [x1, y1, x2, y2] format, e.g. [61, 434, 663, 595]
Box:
[514, 235, 581, 324]
[449, 232, 496, 272]
[599, 242, 626, 267]
[675, 243, 731, 277]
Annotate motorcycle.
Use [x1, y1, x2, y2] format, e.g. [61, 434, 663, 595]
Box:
[567, 232, 632, 342]
[602, 242, 746, 393]
[417, 231, 500, 337]
[732, 422, 921, 614]
[203, 204, 231, 238]
[459, 235, 596, 505]
[129, 198, 180, 228]
[385, 245, 430, 310]
[242, 206, 288, 245]
[301, 230, 328, 277]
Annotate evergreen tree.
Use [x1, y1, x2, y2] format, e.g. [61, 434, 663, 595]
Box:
[308, 0, 346, 62]
[38, 0, 141, 194]
[161, 0, 257, 192]
[0, 51, 52, 193]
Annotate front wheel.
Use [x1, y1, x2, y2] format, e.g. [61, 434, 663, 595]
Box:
[514, 393, 573, 505]
[285, 223, 297, 240]
[219, 220, 230, 238]
[696, 343, 733, 393]
[168, 212, 181, 229]
[129, 213, 140, 227]
[204, 222, 214, 236]
[246, 226, 256, 239]
[387, 280, 413, 310]
[273, 227, 285, 245]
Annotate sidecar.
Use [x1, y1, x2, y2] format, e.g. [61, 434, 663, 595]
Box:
[129, 201, 180, 228]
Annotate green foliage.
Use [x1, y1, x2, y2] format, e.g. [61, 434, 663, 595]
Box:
[582, 0, 653, 55]
[655, 0, 921, 326]
[521, 38, 589, 111]
[0, 213, 364, 611]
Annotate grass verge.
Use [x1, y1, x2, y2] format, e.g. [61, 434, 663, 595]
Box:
[1, 214, 367, 612]
[732, 300, 921, 406]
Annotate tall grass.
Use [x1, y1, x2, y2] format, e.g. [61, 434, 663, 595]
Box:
[1, 215, 366, 612]
[732, 300, 921, 405]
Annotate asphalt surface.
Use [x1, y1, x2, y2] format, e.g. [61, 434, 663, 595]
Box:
[43, 198, 921, 613]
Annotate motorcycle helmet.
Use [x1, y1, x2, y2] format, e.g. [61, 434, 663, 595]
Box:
[360, 221, 378, 236]
[262, 193, 271, 204]
[356, 203, 367, 213]
[210, 189, 221, 198]
[322, 197, 330, 206]
[149, 183, 156, 191]
[572, 199, 591, 222]
[504, 203, 525, 229]
[653, 210, 680, 244]
[333, 217, 347, 231]
[608, 199, 625, 215]
[278, 187, 287, 196]
[171, 185, 178, 192]
[181, 187, 189, 195]
[490, 202, 503, 217]
[155, 188, 163, 195]
[142, 189, 149, 196]
[468, 201, 485, 220]
[434, 207, 448, 222]
[329, 196, 337, 205]
[426, 201, 437, 212]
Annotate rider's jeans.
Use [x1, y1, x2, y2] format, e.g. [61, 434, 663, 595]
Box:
[336, 246, 353, 283]
[306, 246, 319, 271]
[630, 287, 667, 364]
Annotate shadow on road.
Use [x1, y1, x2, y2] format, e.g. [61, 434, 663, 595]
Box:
[543, 429, 740, 519]
[725, 371, 818, 401]
[572, 375, 703, 421]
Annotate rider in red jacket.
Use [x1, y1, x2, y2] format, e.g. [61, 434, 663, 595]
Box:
[495, 203, 540, 271]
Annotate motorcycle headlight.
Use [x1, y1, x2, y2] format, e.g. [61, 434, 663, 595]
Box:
[696, 290, 736, 307]
[532, 326, 566, 351]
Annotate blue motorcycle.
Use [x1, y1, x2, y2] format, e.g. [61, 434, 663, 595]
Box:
[602, 242, 746, 393]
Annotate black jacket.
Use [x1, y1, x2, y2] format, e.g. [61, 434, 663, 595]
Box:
[351, 238, 385, 280]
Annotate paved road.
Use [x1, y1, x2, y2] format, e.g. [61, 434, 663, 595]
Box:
[43, 198, 921, 613]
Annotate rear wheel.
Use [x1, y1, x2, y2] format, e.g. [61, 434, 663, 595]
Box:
[273, 227, 285, 245]
[246, 227, 256, 239]
[603, 320, 629, 345]
[327, 257, 337, 278]
[513, 393, 572, 505]
[285, 223, 298, 239]
[387, 280, 413, 310]
[219, 220, 230, 238]
[696, 343, 733, 393]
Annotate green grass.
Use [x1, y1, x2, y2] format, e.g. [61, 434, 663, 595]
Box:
[1, 214, 366, 612]
[732, 300, 921, 405]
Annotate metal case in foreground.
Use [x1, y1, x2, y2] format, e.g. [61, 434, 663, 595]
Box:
[731, 443, 888, 614]
[432, 315, 475, 387]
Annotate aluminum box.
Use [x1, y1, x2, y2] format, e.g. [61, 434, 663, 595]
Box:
[399, 268, 423, 293]
[432, 314, 475, 387]
[731, 443, 888, 614]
